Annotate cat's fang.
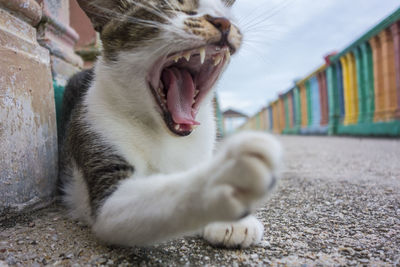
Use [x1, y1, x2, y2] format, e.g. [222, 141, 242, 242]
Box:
[225, 50, 231, 61]
[174, 124, 180, 131]
[184, 52, 191, 62]
[199, 47, 206, 64]
[213, 55, 223, 66]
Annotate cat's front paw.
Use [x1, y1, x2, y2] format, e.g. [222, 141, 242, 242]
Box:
[203, 216, 264, 248]
[204, 132, 283, 221]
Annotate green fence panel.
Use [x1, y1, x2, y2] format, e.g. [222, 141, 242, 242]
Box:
[354, 47, 367, 123]
[294, 86, 302, 132]
[360, 42, 375, 123]
[327, 65, 339, 135]
[306, 80, 312, 127]
[283, 94, 289, 133]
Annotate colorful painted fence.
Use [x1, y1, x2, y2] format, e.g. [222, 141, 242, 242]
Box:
[240, 7, 400, 137]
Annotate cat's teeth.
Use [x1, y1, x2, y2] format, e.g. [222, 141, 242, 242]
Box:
[225, 50, 231, 61]
[199, 47, 206, 64]
[184, 52, 191, 62]
[195, 89, 200, 96]
[173, 55, 180, 63]
[175, 124, 180, 131]
[213, 55, 223, 66]
[192, 99, 196, 105]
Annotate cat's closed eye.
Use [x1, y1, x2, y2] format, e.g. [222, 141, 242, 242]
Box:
[184, 11, 198, 16]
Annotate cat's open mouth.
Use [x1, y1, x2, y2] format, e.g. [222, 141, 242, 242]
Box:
[147, 45, 232, 136]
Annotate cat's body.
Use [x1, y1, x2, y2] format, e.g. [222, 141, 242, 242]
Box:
[60, 0, 282, 248]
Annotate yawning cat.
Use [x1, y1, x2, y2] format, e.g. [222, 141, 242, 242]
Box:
[60, 0, 282, 248]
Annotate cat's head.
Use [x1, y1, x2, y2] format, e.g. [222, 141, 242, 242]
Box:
[78, 0, 242, 136]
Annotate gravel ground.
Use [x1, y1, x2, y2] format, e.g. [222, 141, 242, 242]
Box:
[1, 136, 399, 266]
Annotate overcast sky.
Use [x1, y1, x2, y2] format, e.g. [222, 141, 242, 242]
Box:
[217, 0, 400, 116]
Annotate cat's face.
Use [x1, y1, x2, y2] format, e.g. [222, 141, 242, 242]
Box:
[79, 0, 242, 136]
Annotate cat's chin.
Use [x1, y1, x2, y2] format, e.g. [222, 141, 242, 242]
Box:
[147, 45, 233, 136]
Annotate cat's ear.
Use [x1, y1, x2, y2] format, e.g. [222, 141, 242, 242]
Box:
[77, 0, 124, 32]
[222, 0, 235, 7]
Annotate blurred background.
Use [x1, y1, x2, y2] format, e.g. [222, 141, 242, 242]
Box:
[221, 0, 400, 136]
[221, 0, 400, 115]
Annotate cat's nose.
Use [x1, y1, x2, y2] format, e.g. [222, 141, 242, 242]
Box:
[206, 16, 232, 46]
[206, 16, 232, 35]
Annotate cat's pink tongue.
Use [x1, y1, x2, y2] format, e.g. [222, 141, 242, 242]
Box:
[162, 68, 200, 126]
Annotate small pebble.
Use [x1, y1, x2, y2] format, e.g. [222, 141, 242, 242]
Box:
[97, 258, 107, 264]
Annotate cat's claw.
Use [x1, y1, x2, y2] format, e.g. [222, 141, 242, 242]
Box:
[203, 131, 283, 223]
[203, 216, 264, 248]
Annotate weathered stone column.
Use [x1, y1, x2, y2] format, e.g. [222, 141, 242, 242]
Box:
[36, 0, 83, 133]
[0, 0, 57, 214]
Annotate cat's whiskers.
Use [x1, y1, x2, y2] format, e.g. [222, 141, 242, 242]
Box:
[238, 0, 293, 34]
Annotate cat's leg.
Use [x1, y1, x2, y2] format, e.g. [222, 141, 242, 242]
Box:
[92, 132, 282, 247]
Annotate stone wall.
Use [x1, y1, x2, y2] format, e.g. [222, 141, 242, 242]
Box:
[0, 0, 82, 216]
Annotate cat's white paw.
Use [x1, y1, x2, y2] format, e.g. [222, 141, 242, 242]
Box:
[203, 216, 264, 248]
[204, 131, 282, 221]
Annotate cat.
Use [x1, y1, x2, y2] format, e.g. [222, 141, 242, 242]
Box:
[60, 0, 283, 248]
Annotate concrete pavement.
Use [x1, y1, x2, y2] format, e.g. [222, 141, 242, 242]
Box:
[1, 136, 399, 266]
